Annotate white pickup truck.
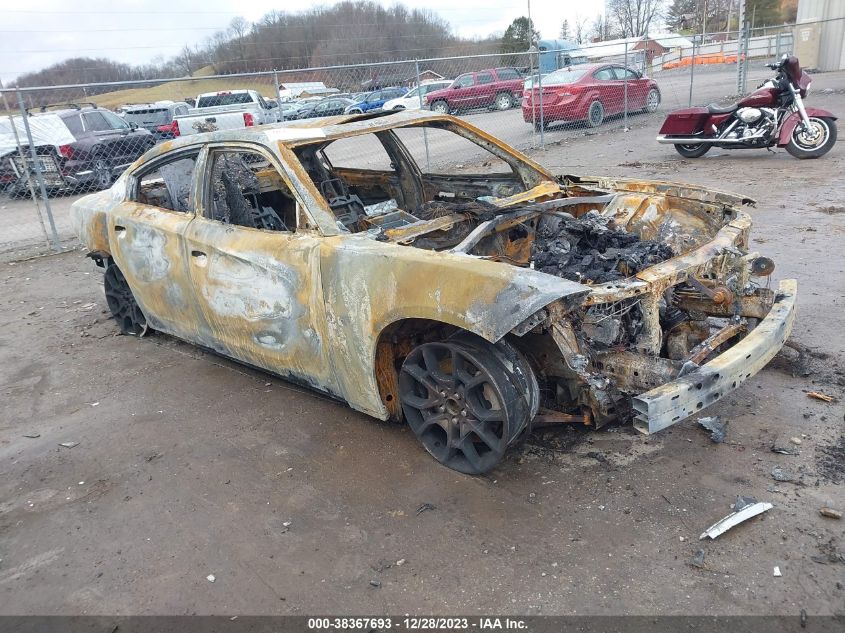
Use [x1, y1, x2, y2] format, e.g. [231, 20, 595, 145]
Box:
[173, 90, 280, 136]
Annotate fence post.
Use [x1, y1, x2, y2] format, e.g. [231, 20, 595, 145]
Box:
[16, 89, 61, 251]
[623, 41, 629, 130]
[736, 0, 748, 95]
[536, 50, 544, 149]
[273, 69, 282, 111]
[688, 40, 697, 107]
[528, 49, 537, 148]
[0, 83, 51, 248]
[414, 59, 431, 171]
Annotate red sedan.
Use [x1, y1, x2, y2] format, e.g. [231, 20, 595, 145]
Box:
[522, 63, 661, 130]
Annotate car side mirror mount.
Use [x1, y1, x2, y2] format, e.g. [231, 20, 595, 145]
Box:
[129, 122, 138, 130]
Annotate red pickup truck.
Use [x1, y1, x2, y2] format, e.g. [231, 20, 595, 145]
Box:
[424, 67, 524, 114]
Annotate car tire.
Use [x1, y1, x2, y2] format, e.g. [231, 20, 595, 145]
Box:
[674, 143, 711, 158]
[494, 92, 515, 111]
[643, 88, 661, 113]
[587, 101, 604, 127]
[398, 333, 537, 475]
[430, 100, 450, 115]
[93, 158, 112, 190]
[393, 105, 405, 111]
[346, 108, 363, 115]
[785, 117, 837, 159]
[104, 263, 149, 337]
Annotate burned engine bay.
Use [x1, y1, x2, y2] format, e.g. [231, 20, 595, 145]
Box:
[320, 174, 779, 431]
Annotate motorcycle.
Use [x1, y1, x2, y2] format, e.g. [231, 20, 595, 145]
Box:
[657, 54, 837, 159]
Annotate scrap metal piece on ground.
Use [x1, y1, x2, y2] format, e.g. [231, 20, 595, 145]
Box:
[771, 466, 797, 482]
[697, 416, 727, 443]
[807, 391, 835, 402]
[771, 437, 799, 455]
[691, 549, 706, 568]
[58, 441, 79, 449]
[699, 497, 773, 540]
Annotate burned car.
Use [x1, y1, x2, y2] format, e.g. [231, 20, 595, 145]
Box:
[71, 111, 796, 474]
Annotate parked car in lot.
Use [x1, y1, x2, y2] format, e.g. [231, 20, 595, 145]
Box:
[424, 68, 524, 114]
[4, 104, 155, 192]
[174, 90, 279, 136]
[71, 110, 794, 475]
[121, 101, 191, 140]
[293, 97, 357, 120]
[343, 87, 408, 114]
[522, 63, 660, 130]
[382, 80, 452, 111]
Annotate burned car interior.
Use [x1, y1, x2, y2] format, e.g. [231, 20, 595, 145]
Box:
[74, 111, 796, 474]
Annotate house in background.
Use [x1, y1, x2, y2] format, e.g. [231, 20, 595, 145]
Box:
[581, 34, 695, 66]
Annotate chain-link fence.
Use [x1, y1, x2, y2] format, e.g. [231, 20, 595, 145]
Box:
[0, 18, 838, 257]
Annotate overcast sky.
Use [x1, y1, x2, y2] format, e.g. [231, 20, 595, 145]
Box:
[0, 0, 609, 83]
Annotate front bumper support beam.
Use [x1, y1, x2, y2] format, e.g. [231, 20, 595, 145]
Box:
[632, 279, 797, 434]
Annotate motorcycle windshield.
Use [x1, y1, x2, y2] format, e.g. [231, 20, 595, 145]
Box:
[785, 56, 802, 83]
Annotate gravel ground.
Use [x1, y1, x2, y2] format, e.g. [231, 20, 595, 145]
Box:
[0, 70, 843, 617]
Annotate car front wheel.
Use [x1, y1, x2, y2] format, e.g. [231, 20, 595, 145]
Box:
[430, 100, 450, 114]
[398, 334, 537, 475]
[644, 88, 661, 113]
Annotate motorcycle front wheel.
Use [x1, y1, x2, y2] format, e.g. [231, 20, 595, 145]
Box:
[786, 117, 837, 159]
[674, 143, 711, 158]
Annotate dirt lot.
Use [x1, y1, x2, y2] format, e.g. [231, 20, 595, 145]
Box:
[1, 77, 844, 617]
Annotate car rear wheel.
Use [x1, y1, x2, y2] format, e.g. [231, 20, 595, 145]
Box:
[93, 159, 112, 190]
[786, 117, 837, 159]
[674, 143, 711, 158]
[494, 92, 515, 111]
[104, 263, 149, 337]
[431, 100, 450, 114]
[644, 88, 661, 113]
[398, 334, 537, 475]
[587, 101, 604, 127]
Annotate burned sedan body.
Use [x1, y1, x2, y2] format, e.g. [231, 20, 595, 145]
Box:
[71, 111, 796, 474]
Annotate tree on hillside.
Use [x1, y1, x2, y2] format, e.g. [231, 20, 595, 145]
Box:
[501, 16, 539, 53]
[588, 13, 621, 41]
[560, 19, 571, 39]
[12, 1, 505, 90]
[781, 0, 798, 22]
[607, 0, 665, 37]
[745, 0, 783, 27]
[573, 13, 589, 44]
[666, 0, 697, 31]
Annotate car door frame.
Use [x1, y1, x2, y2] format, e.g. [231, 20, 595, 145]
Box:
[450, 74, 475, 108]
[182, 140, 341, 396]
[614, 66, 649, 109]
[109, 144, 214, 343]
[474, 71, 496, 108]
[592, 65, 622, 115]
